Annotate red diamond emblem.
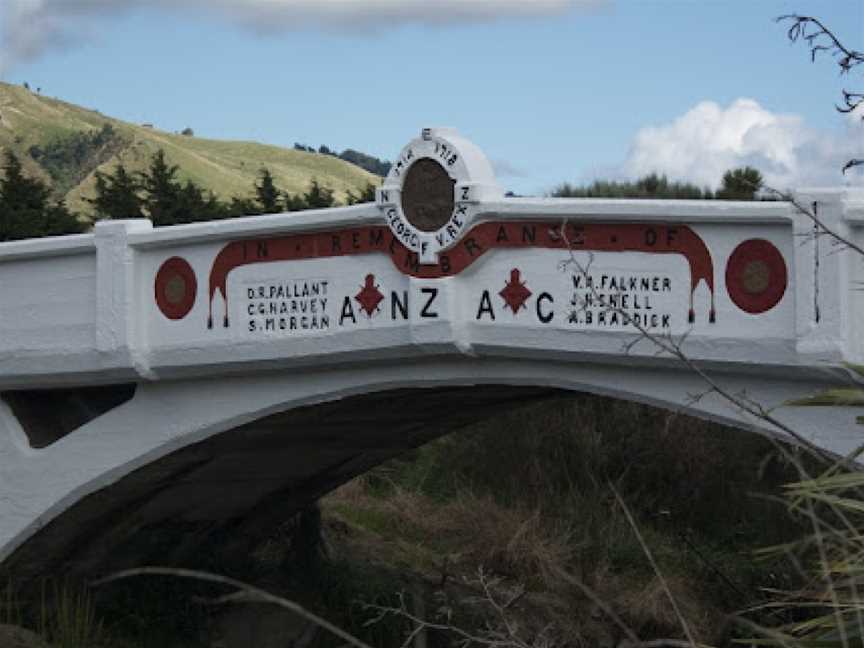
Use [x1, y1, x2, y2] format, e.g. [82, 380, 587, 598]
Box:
[355, 274, 384, 317]
[499, 268, 531, 314]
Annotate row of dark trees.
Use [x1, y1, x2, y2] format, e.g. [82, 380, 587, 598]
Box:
[293, 142, 392, 176]
[552, 167, 764, 200]
[0, 148, 378, 241]
[89, 150, 236, 224]
[0, 146, 765, 242]
[87, 151, 377, 226]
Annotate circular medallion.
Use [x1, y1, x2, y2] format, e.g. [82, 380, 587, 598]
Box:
[725, 239, 787, 314]
[155, 256, 197, 320]
[401, 158, 455, 232]
[376, 128, 503, 263]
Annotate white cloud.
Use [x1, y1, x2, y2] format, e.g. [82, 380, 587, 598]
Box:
[492, 158, 528, 179]
[208, 0, 581, 25]
[0, 0, 600, 73]
[623, 98, 863, 189]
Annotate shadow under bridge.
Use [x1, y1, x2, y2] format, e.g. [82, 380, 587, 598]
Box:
[3, 384, 562, 584]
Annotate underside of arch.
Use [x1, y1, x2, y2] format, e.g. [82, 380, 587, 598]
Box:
[3, 384, 563, 585]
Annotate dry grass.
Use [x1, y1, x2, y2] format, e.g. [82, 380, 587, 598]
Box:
[321, 394, 809, 645]
[613, 574, 725, 639]
[327, 482, 573, 586]
[324, 479, 726, 644]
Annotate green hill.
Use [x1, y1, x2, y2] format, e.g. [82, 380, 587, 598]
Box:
[0, 82, 379, 217]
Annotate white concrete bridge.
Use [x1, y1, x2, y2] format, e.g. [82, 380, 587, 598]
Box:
[1, 128, 863, 580]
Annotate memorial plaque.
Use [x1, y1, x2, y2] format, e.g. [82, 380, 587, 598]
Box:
[400, 158, 455, 232]
[376, 127, 504, 262]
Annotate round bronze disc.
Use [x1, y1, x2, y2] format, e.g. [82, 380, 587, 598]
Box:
[742, 260, 770, 294]
[165, 275, 187, 304]
[400, 158, 456, 232]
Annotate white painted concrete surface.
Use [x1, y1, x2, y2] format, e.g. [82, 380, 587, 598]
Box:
[0, 128, 862, 566]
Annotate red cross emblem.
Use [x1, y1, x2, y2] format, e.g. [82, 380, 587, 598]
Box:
[499, 268, 531, 314]
[355, 273, 384, 317]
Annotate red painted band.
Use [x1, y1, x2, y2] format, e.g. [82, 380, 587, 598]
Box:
[156, 256, 197, 320]
[207, 221, 715, 327]
[725, 239, 787, 314]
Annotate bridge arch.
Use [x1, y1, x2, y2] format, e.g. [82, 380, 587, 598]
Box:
[1, 355, 858, 582]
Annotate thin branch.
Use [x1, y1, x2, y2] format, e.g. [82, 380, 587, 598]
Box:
[557, 219, 864, 558]
[620, 642, 705, 648]
[610, 483, 697, 648]
[365, 588, 516, 648]
[842, 159, 864, 175]
[776, 15, 863, 75]
[838, 91, 864, 116]
[803, 490, 850, 648]
[550, 567, 641, 644]
[365, 567, 699, 648]
[92, 567, 374, 648]
[555, 219, 849, 466]
[776, 14, 864, 172]
[761, 185, 864, 258]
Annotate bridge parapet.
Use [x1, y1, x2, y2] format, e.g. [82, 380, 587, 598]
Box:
[0, 130, 861, 390]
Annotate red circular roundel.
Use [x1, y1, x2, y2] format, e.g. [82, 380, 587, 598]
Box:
[155, 257, 197, 320]
[725, 239, 787, 314]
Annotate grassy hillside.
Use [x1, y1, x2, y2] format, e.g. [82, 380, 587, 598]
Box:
[0, 82, 379, 217]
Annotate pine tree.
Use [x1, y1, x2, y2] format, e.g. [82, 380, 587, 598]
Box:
[177, 180, 230, 222]
[255, 168, 282, 213]
[39, 201, 84, 238]
[0, 151, 83, 241]
[140, 150, 183, 226]
[0, 151, 50, 212]
[228, 196, 261, 217]
[282, 192, 307, 212]
[717, 167, 763, 200]
[303, 179, 335, 209]
[86, 163, 144, 220]
[345, 182, 378, 205]
[197, 190, 230, 222]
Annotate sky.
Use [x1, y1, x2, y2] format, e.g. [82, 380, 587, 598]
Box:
[0, 0, 861, 196]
